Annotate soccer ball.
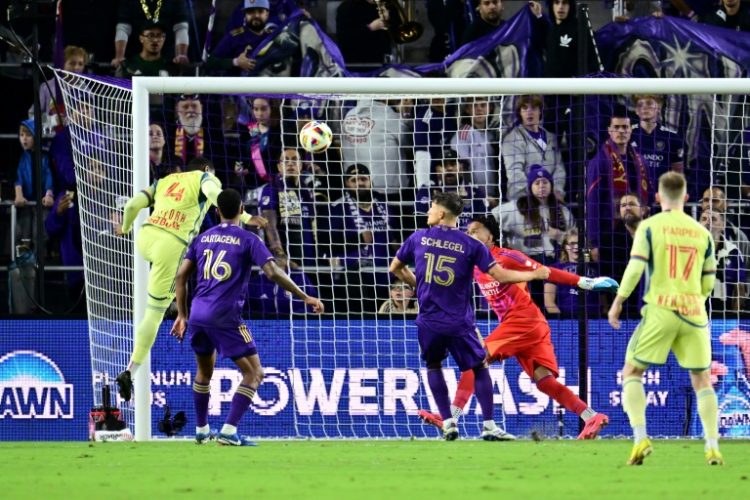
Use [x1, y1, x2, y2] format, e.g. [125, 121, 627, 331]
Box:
[299, 121, 333, 154]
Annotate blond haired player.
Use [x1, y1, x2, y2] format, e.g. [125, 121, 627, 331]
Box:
[115, 157, 267, 401]
[608, 172, 722, 466]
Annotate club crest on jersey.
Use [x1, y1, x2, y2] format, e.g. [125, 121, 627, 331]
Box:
[343, 116, 375, 143]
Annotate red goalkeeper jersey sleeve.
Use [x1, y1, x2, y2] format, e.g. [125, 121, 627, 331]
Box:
[473, 246, 547, 324]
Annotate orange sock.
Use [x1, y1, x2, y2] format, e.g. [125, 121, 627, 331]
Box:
[453, 369, 475, 410]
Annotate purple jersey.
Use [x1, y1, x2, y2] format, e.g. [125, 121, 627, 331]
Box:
[396, 225, 496, 333]
[631, 124, 684, 179]
[186, 223, 274, 326]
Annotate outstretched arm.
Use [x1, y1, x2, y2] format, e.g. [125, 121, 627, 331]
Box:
[262, 261, 324, 313]
[200, 177, 268, 228]
[120, 190, 152, 234]
[488, 263, 549, 284]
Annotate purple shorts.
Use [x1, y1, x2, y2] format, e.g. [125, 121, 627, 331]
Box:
[417, 325, 486, 372]
[189, 322, 258, 360]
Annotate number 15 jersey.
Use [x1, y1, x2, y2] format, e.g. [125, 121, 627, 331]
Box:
[186, 223, 274, 326]
[396, 225, 496, 334]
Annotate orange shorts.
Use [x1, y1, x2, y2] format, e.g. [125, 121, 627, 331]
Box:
[484, 321, 559, 378]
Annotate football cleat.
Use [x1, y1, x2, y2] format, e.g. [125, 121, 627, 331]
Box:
[481, 427, 517, 441]
[417, 409, 444, 429]
[705, 448, 724, 466]
[195, 429, 215, 445]
[442, 420, 459, 441]
[577, 413, 609, 440]
[627, 438, 653, 465]
[217, 433, 258, 447]
[116, 370, 133, 402]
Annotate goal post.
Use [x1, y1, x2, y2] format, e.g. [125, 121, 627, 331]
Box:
[57, 72, 750, 440]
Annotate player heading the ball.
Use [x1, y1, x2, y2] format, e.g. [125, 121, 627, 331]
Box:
[115, 158, 268, 402]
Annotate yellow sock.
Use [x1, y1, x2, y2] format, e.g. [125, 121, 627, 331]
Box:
[622, 376, 647, 428]
[696, 387, 719, 441]
[131, 307, 167, 365]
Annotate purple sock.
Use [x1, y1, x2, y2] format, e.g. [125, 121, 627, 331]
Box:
[192, 381, 211, 427]
[427, 369, 452, 420]
[473, 367, 495, 422]
[226, 384, 256, 427]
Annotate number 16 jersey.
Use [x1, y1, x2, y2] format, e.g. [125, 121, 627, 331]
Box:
[186, 223, 274, 326]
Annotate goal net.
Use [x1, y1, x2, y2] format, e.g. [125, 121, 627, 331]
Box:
[55, 73, 750, 440]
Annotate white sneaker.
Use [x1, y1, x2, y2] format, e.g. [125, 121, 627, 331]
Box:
[481, 427, 516, 441]
[443, 419, 459, 441]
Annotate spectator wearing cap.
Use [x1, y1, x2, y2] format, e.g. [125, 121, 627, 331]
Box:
[112, 0, 189, 68]
[586, 109, 651, 264]
[318, 163, 399, 313]
[493, 164, 575, 307]
[342, 99, 411, 198]
[258, 147, 318, 268]
[336, 0, 393, 68]
[378, 280, 419, 314]
[502, 94, 566, 201]
[415, 149, 488, 230]
[206, 0, 275, 75]
[116, 20, 175, 78]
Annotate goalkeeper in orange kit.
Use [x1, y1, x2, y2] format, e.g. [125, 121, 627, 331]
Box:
[115, 157, 267, 401]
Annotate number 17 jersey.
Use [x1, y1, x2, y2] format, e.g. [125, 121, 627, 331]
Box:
[629, 209, 716, 324]
[186, 223, 274, 326]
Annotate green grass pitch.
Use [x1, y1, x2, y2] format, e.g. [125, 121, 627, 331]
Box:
[1, 440, 747, 498]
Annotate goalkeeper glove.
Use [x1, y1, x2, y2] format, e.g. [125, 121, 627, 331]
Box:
[578, 276, 619, 293]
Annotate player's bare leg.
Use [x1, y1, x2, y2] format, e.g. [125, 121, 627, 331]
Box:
[194, 351, 216, 444]
[531, 366, 609, 439]
[622, 363, 652, 465]
[217, 354, 263, 446]
[690, 369, 723, 465]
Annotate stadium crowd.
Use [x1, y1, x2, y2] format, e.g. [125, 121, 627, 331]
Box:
[1, 0, 749, 318]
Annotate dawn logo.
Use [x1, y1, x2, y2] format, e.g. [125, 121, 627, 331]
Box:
[0, 351, 74, 419]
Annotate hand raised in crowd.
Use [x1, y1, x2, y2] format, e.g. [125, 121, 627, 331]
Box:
[173, 54, 190, 65]
[368, 18, 387, 32]
[56, 192, 75, 215]
[234, 161, 249, 177]
[110, 57, 125, 68]
[528, 1, 543, 17]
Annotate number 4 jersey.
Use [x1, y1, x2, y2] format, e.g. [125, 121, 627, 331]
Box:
[145, 170, 221, 245]
[186, 223, 274, 326]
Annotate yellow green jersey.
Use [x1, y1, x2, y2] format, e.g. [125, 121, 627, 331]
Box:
[142, 170, 221, 245]
[619, 209, 717, 325]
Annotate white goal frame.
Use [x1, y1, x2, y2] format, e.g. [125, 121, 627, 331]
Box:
[131, 77, 750, 441]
